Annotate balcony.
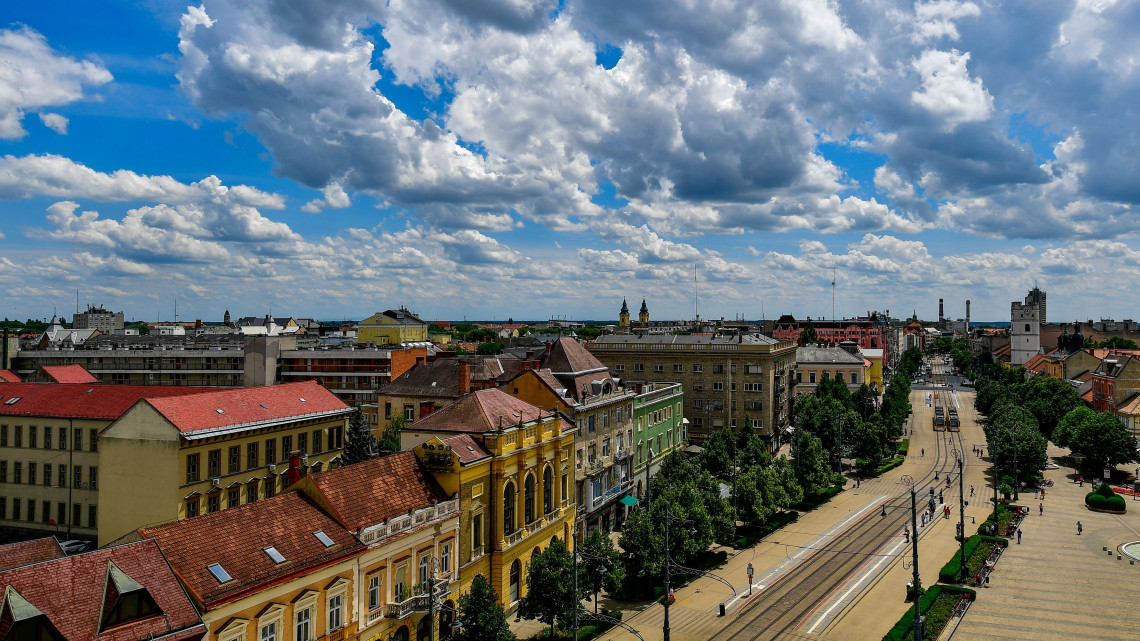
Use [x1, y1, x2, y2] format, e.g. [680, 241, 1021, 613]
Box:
[584, 459, 605, 476]
[386, 595, 425, 619]
[365, 607, 386, 627]
[505, 528, 525, 546]
[613, 448, 631, 462]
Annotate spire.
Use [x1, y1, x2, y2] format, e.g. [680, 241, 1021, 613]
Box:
[620, 298, 629, 313]
[640, 298, 648, 314]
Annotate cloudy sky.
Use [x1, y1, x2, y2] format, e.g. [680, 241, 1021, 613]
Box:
[2, 1, 1138, 324]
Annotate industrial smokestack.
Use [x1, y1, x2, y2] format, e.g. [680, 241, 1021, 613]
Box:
[939, 298, 944, 323]
[966, 300, 971, 324]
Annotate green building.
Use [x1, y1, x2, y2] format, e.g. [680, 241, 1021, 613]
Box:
[630, 381, 685, 501]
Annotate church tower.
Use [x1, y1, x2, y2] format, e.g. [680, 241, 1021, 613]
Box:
[223, 309, 231, 326]
[619, 298, 630, 328]
[639, 299, 649, 324]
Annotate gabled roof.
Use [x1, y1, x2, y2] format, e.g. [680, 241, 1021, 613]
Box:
[40, 364, 100, 383]
[0, 539, 204, 641]
[0, 537, 65, 572]
[378, 358, 517, 397]
[443, 434, 492, 464]
[140, 492, 364, 608]
[143, 380, 351, 437]
[303, 451, 451, 533]
[543, 337, 607, 375]
[0, 383, 207, 420]
[1116, 393, 1140, 415]
[410, 388, 551, 434]
[1024, 354, 1049, 375]
[0, 370, 20, 383]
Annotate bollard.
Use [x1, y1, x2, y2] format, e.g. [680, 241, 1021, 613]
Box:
[719, 603, 726, 617]
[1104, 546, 1108, 551]
[1118, 555, 1122, 560]
[1131, 560, 1135, 565]
[1108, 550, 1113, 556]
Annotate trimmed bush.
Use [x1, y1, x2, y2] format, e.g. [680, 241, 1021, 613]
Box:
[1086, 483, 1127, 513]
[1106, 494, 1127, 512]
[882, 585, 976, 641]
[938, 536, 1006, 584]
[898, 439, 910, 455]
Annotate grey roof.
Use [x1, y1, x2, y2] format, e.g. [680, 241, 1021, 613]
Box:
[593, 333, 781, 346]
[795, 345, 866, 365]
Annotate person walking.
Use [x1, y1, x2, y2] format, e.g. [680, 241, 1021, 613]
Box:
[1039, 502, 1044, 515]
[921, 448, 925, 457]
[1017, 528, 1022, 544]
[1079, 476, 1084, 487]
[1077, 521, 1083, 535]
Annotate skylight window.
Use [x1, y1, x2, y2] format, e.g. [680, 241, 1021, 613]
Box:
[207, 563, 233, 583]
[215, 409, 225, 414]
[263, 546, 286, 564]
[313, 530, 335, 547]
[4, 397, 20, 405]
[260, 403, 268, 408]
[299, 397, 307, 403]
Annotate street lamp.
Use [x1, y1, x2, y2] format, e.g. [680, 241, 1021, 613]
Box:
[902, 475, 923, 641]
[420, 557, 456, 641]
[1011, 424, 1019, 501]
[952, 448, 967, 582]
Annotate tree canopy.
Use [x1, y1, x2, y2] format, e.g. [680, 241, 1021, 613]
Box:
[342, 410, 377, 464]
[1054, 407, 1140, 474]
[454, 575, 515, 641]
[579, 529, 624, 613]
[518, 539, 576, 638]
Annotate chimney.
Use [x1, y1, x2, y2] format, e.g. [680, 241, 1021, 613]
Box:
[966, 300, 971, 325]
[458, 360, 471, 396]
[939, 298, 944, 323]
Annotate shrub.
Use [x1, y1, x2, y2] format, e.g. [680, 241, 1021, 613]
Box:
[898, 439, 910, 455]
[882, 585, 976, 641]
[1106, 494, 1127, 512]
[1086, 493, 1108, 510]
[939, 536, 1007, 584]
[1087, 484, 1127, 512]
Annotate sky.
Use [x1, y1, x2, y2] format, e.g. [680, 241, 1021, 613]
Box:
[2, 1, 1139, 325]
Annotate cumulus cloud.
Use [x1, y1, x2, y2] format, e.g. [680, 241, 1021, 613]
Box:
[302, 182, 352, 213]
[911, 49, 994, 130]
[0, 27, 112, 139]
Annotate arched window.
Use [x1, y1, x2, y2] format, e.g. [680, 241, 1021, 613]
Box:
[393, 626, 410, 641]
[503, 482, 516, 534]
[417, 614, 431, 641]
[524, 474, 536, 524]
[509, 559, 521, 603]
[543, 467, 553, 514]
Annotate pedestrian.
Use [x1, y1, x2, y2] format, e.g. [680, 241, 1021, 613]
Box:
[1041, 488, 1045, 500]
[1039, 502, 1043, 515]
[1017, 528, 1022, 544]
[903, 526, 910, 543]
[1079, 476, 1084, 487]
[970, 484, 975, 497]
[857, 478, 861, 488]
[1077, 521, 1083, 535]
[921, 448, 925, 457]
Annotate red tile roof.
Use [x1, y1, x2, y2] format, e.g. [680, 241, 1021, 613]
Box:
[304, 451, 450, 533]
[0, 537, 64, 572]
[543, 337, 607, 374]
[41, 364, 100, 383]
[410, 388, 550, 434]
[144, 381, 351, 437]
[0, 370, 20, 383]
[442, 434, 492, 464]
[140, 491, 364, 608]
[0, 538, 205, 641]
[0, 383, 207, 420]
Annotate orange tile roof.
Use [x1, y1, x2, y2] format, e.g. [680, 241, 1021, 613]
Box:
[0, 383, 208, 420]
[0, 537, 64, 572]
[0, 539, 205, 641]
[0, 370, 19, 383]
[41, 364, 100, 383]
[140, 491, 365, 608]
[410, 388, 550, 434]
[305, 451, 451, 533]
[443, 434, 491, 464]
[144, 380, 351, 437]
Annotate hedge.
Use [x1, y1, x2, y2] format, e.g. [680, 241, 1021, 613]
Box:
[898, 439, 910, 455]
[938, 535, 1007, 584]
[881, 585, 976, 641]
[1086, 483, 1128, 513]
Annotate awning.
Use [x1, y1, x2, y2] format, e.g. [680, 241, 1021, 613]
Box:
[619, 495, 639, 507]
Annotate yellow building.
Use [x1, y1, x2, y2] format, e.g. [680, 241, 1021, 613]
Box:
[862, 348, 884, 393]
[139, 490, 366, 641]
[98, 380, 353, 545]
[0, 382, 208, 540]
[290, 451, 461, 641]
[357, 309, 430, 346]
[400, 388, 576, 611]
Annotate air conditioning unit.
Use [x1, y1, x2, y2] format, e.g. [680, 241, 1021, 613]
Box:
[301, 454, 309, 465]
[267, 463, 277, 472]
[210, 477, 220, 487]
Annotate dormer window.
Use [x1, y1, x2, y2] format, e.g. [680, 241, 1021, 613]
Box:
[99, 561, 162, 632]
[2, 586, 65, 641]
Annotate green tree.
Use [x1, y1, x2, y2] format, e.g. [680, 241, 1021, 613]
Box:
[342, 410, 376, 464]
[616, 506, 662, 585]
[699, 429, 734, 478]
[986, 404, 1048, 480]
[797, 321, 819, 346]
[734, 458, 799, 524]
[1018, 376, 1080, 440]
[850, 383, 878, 422]
[579, 529, 624, 613]
[377, 415, 405, 454]
[476, 341, 504, 355]
[792, 429, 832, 493]
[453, 574, 515, 641]
[577, 327, 603, 340]
[1054, 407, 1140, 474]
[519, 540, 576, 638]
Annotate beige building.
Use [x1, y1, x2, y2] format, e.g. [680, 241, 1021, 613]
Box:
[357, 308, 430, 346]
[98, 380, 353, 544]
[590, 332, 796, 448]
[794, 343, 869, 397]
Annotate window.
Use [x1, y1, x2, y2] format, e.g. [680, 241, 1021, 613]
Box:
[208, 493, 220, 513]
[88, 504, 97, 528]
[261, 622, 277, 641]
[28, 463, 35, 485]
[281, 436, 292, 457]
[731, 382, 737, 392]
[186, 498, 199, 517]
[73, 428, 82, 451]
[248, 442, 259, 469]
[57, 503, 66, 525]
[633, 363, 644, 372]
[809, 372, 816, 384]
[0, 425, 6, 446]
[43, 427, 51, 449]
[13, 462, 21, 484]
[394, 564, 407, 601]
[43, 463, 51, 486]
[368, 575, 382, 611]
[89, 466, 98, 490]
[524, 474, 536, 524]
[74, 465, 82, 489]
[11, 498, 19, 520]
[751, 418, 763, 428]
[713, 382, 724, 391]
[746, 364, 762, 374]
[266, 439, 276, 465]
[692, 399, 703, 410]
[13, 426, 21, 448]
[41, 500, 49, 524]
[0, 498, 5, 519]
[58, 427, 66, 450]
[692, 364, 704, 373]
[602, 438, 610, 457]
[743, 383, 762, 392]
[312, 430, 323, 454]
[850, 372, 858, 384]
[503, 482, 516, 534]
[561, 474, 567, 503]
[673, 363, 684, 373]
[228, 488, 240, 509]
[543, 467, 553, 514]
[186, 454, 200, 483]
[328, 594, 343, 631]
[419, 554, 430, 587]
[264, 476, 277, 498]
[472, 513, 483, 552]
[28, 427, 36, 448]
[26, 500, 34, 522]
[404, 405, 415, 421]
[744, 401, 763, 411]
[297, 433, 307, 455]
[588, 416, 595, 433]
[295, 607, 311, 641]
[509, 559, 521, 603]
[57, 464, 65, 488]
[714, 365, 724, 374]
[653, 364, 664, 372]
[247, 481, 259, 504]
[228, 446, 240, 474]
[90, 429, 99, 452]
[693, 417, 704, 428]
[614, 364, 624, 372]
[72, 503, 80, 526]
[384, 402, 392, 419]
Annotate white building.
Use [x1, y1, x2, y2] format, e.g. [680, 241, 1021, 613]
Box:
[1010, 301, 1041, 366]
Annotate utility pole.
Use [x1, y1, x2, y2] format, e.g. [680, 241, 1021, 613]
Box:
[1012, 425, 1019, 501]
[909, 483, 922, 641]
[663, 495, 672, 641]
[956, 450, 967, 581]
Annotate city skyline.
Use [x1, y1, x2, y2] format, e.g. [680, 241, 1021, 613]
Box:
[2, 2, 1139, 323]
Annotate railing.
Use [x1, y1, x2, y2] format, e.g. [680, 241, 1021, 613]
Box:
[360, 499, 460, 545]
[613, 449, 631, 462]
[365, 607, 386, 627]
[386, 595, 425, 619]
[584, 459, 604, 476]
[505, 528, 525, 546]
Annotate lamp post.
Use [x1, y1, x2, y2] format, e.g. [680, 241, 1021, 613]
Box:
[953, 448, 967, 581]
[902, 475, 922, 641]
[1012, 424, 1019, 501]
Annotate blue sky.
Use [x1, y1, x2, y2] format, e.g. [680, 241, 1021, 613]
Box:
[2, 1, 1139, 324]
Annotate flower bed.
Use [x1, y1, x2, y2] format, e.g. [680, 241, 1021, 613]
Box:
[881, 585, 976, 641]
[938, 535, 1007, 584]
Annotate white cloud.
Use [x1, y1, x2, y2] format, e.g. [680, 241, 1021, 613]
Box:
[302, 182, 352, 213]
[913, 1, 981, 43]
[911, 49, 994, 130]
[38, 112, 68, 135]
[0, 27, 112, 140]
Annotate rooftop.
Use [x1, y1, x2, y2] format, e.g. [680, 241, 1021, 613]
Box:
[410, 388, 552, 434]
[144, 380, 351, 437]
[306, 451, 451, 533]
[40, 364, 100, 383]
[0, 537, 65, 572]
[0, 383, 207, 420]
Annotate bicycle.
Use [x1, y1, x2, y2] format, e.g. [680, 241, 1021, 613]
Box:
[1042, 479, 1054, 487]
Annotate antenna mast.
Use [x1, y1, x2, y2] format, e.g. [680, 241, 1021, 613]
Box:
[831, 268, 837, 322]
[694, 265, 700, 321]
